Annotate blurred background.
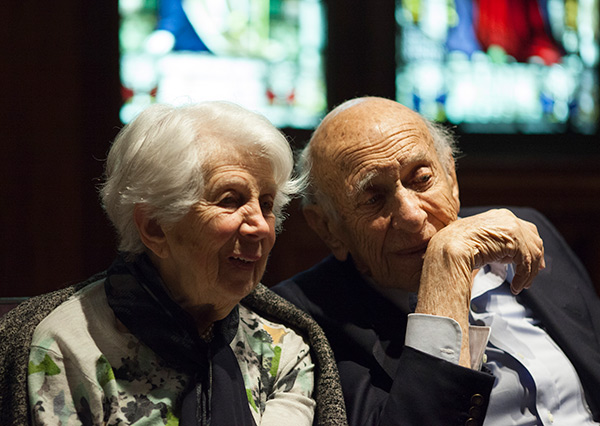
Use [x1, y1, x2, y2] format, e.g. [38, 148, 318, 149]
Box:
[1, 0, 599, 298]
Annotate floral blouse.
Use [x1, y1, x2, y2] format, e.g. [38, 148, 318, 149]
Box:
[28, 280, 315, 425]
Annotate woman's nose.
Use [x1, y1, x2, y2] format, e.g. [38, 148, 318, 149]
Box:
[239, 200, 271, 238]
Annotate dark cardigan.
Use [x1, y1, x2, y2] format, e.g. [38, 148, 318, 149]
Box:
[0, 276, 347, 426]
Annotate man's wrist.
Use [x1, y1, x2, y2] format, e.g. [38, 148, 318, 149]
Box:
[405, 313, 463, 364]
[405, 313, 490, 370]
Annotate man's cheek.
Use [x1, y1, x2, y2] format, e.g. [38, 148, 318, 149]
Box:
[426, 197, 459, 226]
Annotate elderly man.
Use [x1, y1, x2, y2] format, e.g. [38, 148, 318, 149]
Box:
[273, 97, 600, 425]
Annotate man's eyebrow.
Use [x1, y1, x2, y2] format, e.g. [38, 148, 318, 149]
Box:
[349, 151, 432, 197]
[351, 170, 380, 196]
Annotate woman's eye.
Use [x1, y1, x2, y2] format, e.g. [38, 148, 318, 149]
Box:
[260, 199, 274, 214]
[219, 195, 239, 208]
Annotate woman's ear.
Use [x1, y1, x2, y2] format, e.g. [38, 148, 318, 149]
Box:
[133, 205, 169, 258]
[303, 204, 349, 262]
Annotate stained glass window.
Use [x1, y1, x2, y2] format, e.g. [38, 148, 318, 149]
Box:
[396, 0, 599, 134]
[119, 0, 326, 128]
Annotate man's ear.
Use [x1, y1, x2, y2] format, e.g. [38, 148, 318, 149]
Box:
[133, 204, 169, 259]
[446, 156, 460, 210]
[303, 204, 349, 262]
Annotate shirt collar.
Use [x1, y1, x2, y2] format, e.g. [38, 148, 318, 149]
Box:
[472, 262, 515, 300]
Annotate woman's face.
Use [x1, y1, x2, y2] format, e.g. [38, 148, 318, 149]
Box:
[157, 148, 277, 318]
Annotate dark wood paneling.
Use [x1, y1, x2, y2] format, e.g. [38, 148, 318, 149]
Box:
[0, 0, 119, 296]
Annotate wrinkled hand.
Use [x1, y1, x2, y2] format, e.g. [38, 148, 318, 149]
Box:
[415, 208, 545, 367]
[429, 208, 545, 295]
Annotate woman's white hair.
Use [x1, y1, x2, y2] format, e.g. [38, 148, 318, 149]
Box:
[101, 101, 302, 254]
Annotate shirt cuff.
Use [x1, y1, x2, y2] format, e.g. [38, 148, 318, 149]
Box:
[405, 313, 490, 369]
[469, 325, 491, 370]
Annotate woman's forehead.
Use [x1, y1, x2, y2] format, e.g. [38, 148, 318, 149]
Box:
[205, 149, 272, 177]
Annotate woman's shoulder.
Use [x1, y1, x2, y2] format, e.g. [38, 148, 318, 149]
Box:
[32, 280, 105, 341]
[238, 304, 300, 336]
[236, 304, 309, 354]
[30, 279, 131, 360]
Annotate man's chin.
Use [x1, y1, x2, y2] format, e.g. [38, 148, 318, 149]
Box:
[372, 267, 422, 292]
[369, 272, 421, 292]
[352, 256, 423, 291]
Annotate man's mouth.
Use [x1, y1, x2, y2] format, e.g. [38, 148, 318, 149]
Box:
[394, 242, 429, 256]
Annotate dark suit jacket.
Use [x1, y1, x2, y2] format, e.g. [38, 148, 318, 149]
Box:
[273, 207, 600, 426]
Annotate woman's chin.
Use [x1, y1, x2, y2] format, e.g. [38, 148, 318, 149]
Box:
[222, 278, 260, 300]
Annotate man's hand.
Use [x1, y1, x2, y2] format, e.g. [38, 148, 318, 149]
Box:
[430, 208, 545, 295]
[415, 208, 545, 367]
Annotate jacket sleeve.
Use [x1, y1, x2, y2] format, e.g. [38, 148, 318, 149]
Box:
[354, 347, 494, 426]
[273, 280, 495, 426]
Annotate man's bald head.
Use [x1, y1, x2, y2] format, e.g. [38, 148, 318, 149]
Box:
[299, 97, 457, 210]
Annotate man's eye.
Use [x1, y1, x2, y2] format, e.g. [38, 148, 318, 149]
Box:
[363, 194, 384, 206]
[411, 172, 433, 189]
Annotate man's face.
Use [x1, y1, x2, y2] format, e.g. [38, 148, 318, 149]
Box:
[311, 98, 460, 291]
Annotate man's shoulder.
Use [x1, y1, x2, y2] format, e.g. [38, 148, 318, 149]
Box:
[273, 255, 364, 293]
[271, 255, 365, 317]
[277, 255, 353, 285]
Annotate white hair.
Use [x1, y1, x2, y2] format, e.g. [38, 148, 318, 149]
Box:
[298, 116, 459, 218]
[423, 118, 460, 174]
[101, 101, 302, 254]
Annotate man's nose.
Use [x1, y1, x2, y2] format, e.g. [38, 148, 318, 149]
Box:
[391, 189, 427, 232]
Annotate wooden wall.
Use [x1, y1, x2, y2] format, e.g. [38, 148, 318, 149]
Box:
[1, 0, 599, 297]
[1, 0, 121, 296]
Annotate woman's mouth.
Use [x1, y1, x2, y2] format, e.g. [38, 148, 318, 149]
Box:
[229, 255, 258, 270]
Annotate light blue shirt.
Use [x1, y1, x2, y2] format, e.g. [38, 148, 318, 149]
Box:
[396, 263, 597, 425]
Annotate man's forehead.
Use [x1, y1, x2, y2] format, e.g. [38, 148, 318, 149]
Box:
[309, 97, 433, 191]
[315, 122, 432, 170]
[313, 99, 426, 150]
[347, 145, 433, 194]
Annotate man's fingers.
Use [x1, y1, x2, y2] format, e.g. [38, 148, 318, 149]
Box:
[434, 209, 545, 295]
[511, 255, 534, 295]
[510, 226, 545, 294]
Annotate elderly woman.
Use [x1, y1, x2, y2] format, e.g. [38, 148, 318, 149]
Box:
[5, 102, 346, 425]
